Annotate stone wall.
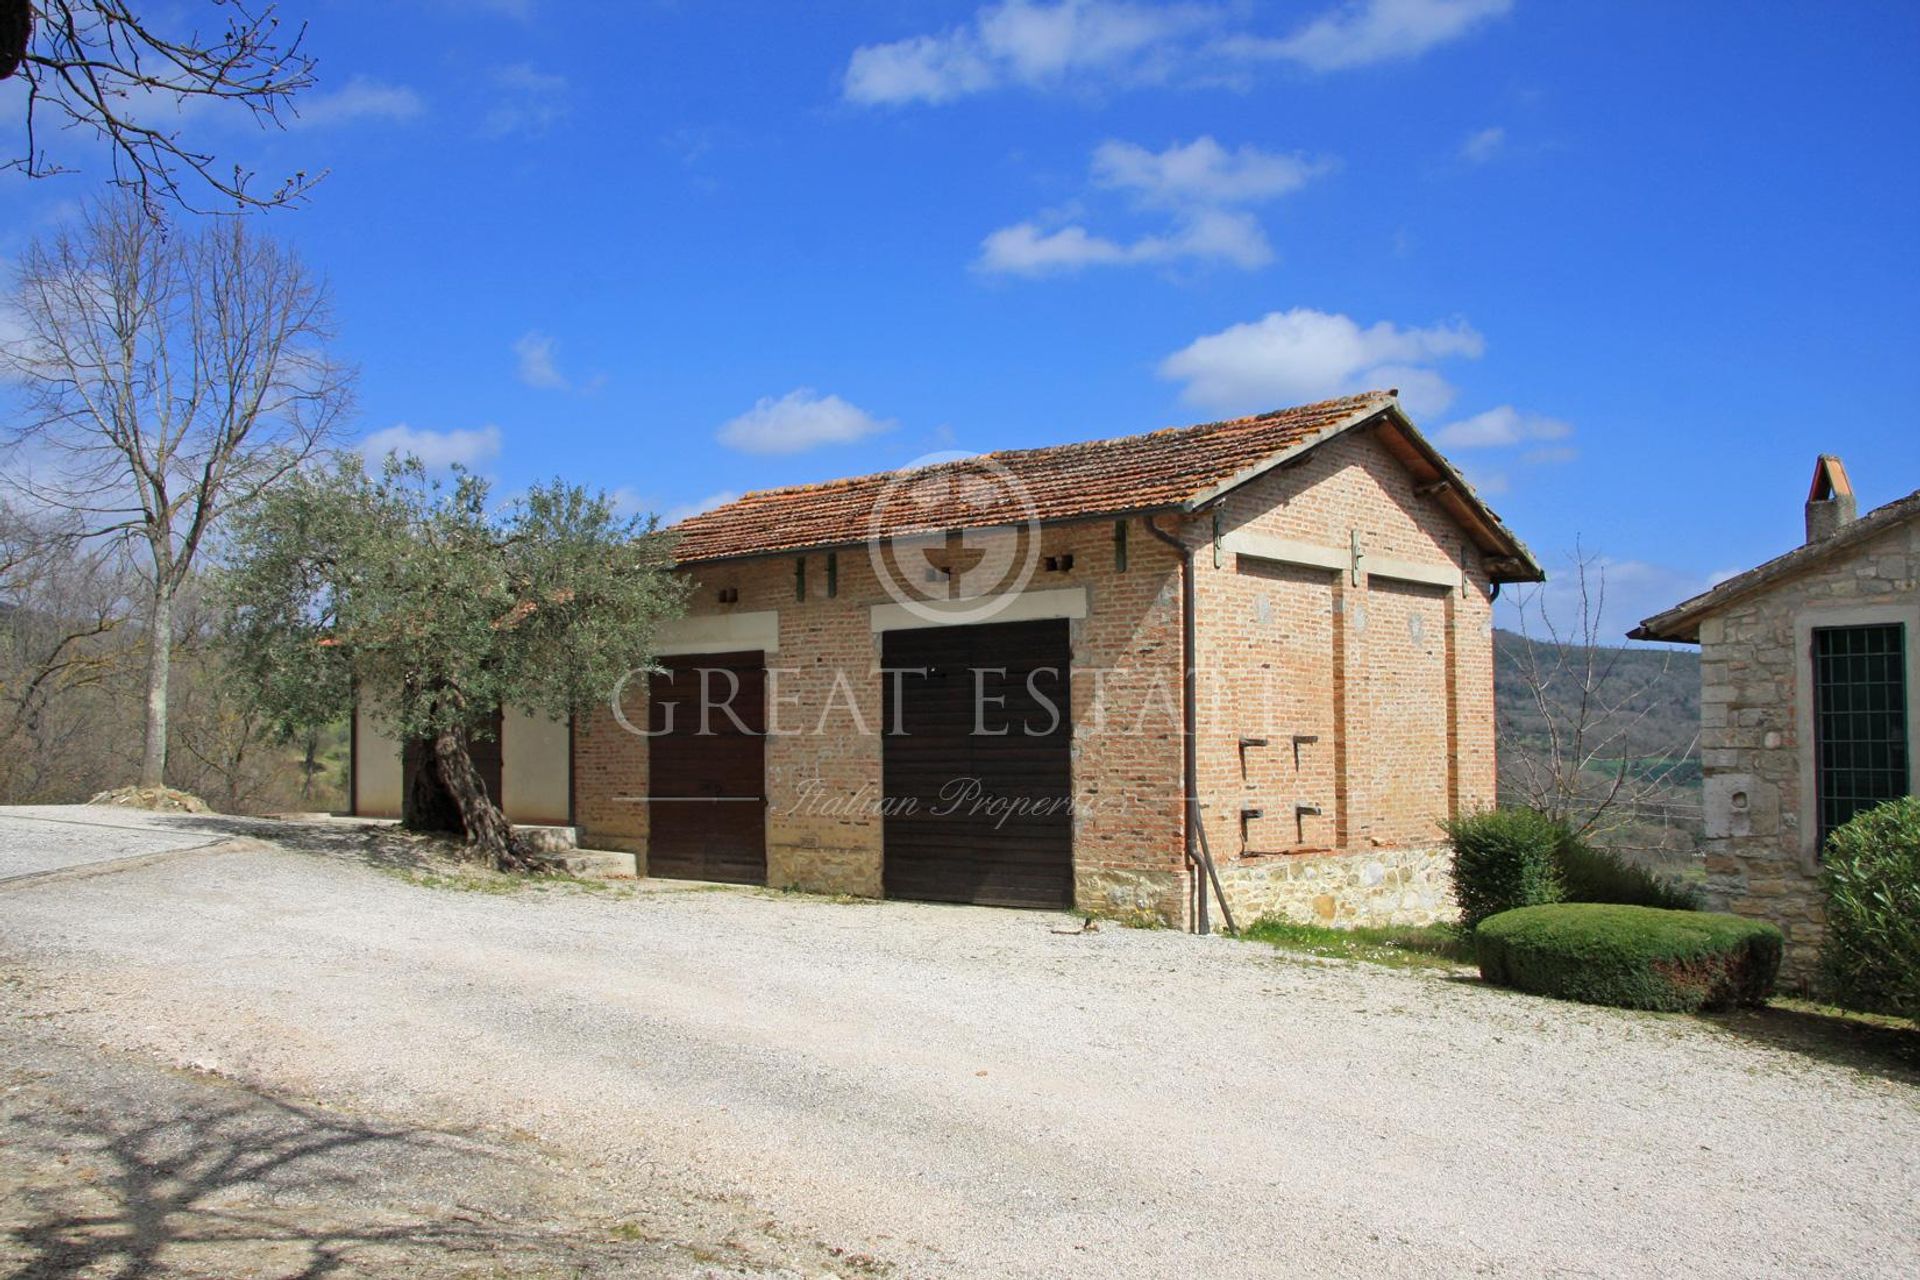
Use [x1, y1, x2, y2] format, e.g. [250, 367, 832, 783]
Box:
[1695, 517, 1919, 983]
[1220, 844, 1455, 928]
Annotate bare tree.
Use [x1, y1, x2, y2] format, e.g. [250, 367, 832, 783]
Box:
[2, 195, 353, 789]
[1497, 547, 1700, 843]
[0, 501, 139, 797]
[3, 1, 319, 213]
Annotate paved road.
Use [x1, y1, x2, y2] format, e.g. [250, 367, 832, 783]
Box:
[0, 814, 1915, 1278]
[0, 805, 238, 881]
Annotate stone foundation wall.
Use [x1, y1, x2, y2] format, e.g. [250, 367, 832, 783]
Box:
[1219, 845, 1456, 929]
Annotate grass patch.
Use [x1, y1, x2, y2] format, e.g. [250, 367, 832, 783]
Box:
[1238, 919, 1473, 970]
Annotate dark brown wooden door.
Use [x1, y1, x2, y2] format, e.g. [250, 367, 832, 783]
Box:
[882, 620, 1073, 909]
[647, 650, 767, 884]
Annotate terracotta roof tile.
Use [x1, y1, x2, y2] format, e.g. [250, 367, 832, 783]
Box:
[669, 391, 1392, 563]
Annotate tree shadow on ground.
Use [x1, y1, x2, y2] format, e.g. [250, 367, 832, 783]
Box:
[3, 1082, 681, 1278]
[1695, 1001, 1920, 1088]
[153, 814, 466, 874]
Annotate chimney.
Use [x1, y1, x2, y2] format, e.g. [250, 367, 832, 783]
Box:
[1805, 455, 1857, 544]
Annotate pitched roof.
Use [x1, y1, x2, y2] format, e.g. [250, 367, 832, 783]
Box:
[669, 390, 1542, 580]
[1631, 486, 1920, 643]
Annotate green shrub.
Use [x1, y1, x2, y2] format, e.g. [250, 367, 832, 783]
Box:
[1820, 796, 1920, 1018]
[1476, 903, 1781, 1012]
[1554, 831, 1701, 911]
[1444, 807, 1564, 932]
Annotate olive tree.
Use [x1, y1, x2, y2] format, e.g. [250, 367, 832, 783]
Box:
[220, 455, 686, 869]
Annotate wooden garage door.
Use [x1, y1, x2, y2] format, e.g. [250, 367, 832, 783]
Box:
[882, 620, 1073, 909]
[647, 650, 767, 884]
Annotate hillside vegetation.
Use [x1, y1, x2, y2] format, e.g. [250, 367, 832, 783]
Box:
[1493, 628, 1704, 872]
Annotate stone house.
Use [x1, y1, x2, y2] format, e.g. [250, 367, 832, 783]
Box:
[352, 390, 1543, 931]
[1632, 457, 1918, 979]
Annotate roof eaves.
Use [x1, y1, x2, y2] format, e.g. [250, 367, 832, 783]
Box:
[669, 504, 1189, 568]
[1630, 487, 1920, 643]
[1377, 404, 1546, 583]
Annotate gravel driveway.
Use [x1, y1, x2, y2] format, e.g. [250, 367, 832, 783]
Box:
[1, 808, 1915, 1278]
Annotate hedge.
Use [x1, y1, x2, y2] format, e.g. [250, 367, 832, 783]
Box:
[1443, 807, 1564, 932]
[1476, 903, 1782, 1012]
[1554, 832, 1701, 912]
[1820, 796, 1920, 1018]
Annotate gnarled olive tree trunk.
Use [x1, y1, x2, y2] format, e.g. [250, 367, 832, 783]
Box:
[431, 724, 536, 873]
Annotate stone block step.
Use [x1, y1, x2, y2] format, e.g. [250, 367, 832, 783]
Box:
[534, 848, 638, 879]
[513, 824, 579, 853]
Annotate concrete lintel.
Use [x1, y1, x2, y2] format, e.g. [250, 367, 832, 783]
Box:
[1219, 531, 1345, 573]
[869, 586, 1089, 632]
[654, 610, 780, 655]
[1366, 555, 1460, 590]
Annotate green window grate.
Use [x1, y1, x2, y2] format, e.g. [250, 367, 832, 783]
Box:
[1812, 623, 1910, 849]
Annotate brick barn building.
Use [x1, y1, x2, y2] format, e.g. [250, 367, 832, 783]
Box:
[352, 391, 1543, 930]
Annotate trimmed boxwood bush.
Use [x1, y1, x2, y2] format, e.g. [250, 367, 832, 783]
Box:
[1820, 796, 1920, 1018]
[1444, 807, 1564, 932]
[1554, 830, 1702, 911]
[1476, 903, 1782, 1012]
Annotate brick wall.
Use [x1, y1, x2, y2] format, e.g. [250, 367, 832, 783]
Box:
[573, 517, 1190, 910]
[574, 422, 1502, 931]
[1190, 426, 1496, 928]
[1694, 518, 1919, 983]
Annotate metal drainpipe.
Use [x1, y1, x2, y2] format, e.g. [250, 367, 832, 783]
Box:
[1146, 511, 1209, 935]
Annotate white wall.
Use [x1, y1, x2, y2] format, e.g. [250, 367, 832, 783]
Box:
[502, 707, 571, 825]
[352, 704, 404, 818]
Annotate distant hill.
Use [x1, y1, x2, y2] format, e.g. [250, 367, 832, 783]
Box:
[1493, 628, 1701, 768]
[1492, 628, 1704, 867]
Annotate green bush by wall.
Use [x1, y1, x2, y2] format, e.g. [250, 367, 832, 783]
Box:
[1821, 796, 1920, 1018]
[1554, 830, 1701, 911]
[1476, 903, 1782, 1012]
[1444, 808, 1564, 932]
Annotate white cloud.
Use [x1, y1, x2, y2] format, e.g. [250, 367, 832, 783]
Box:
[288, 76, 424, 129]
[843, 0, 1506, 105]
[1237, 0, 1514, 72]
[1458, 124, 1505, 164]
[1434, 405, 1572, 449]
[1091, 136, 1333, 206]
[844, 0, 1210, 105]
[1159, 307, 1484, 416]
[979, 136, 1326, 277]
[716, 390, 895, 455]
[482, 63, 569, 138]
[513, 331, 570, 391]
[1500, 554, 1722, 646]
[978, 208, 1270, 275]
[360, 424, 503, 468]
[1524, 444, 1579, 466]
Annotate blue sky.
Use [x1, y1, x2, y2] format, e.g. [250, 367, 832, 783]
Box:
[3, 0, 1917, 637]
